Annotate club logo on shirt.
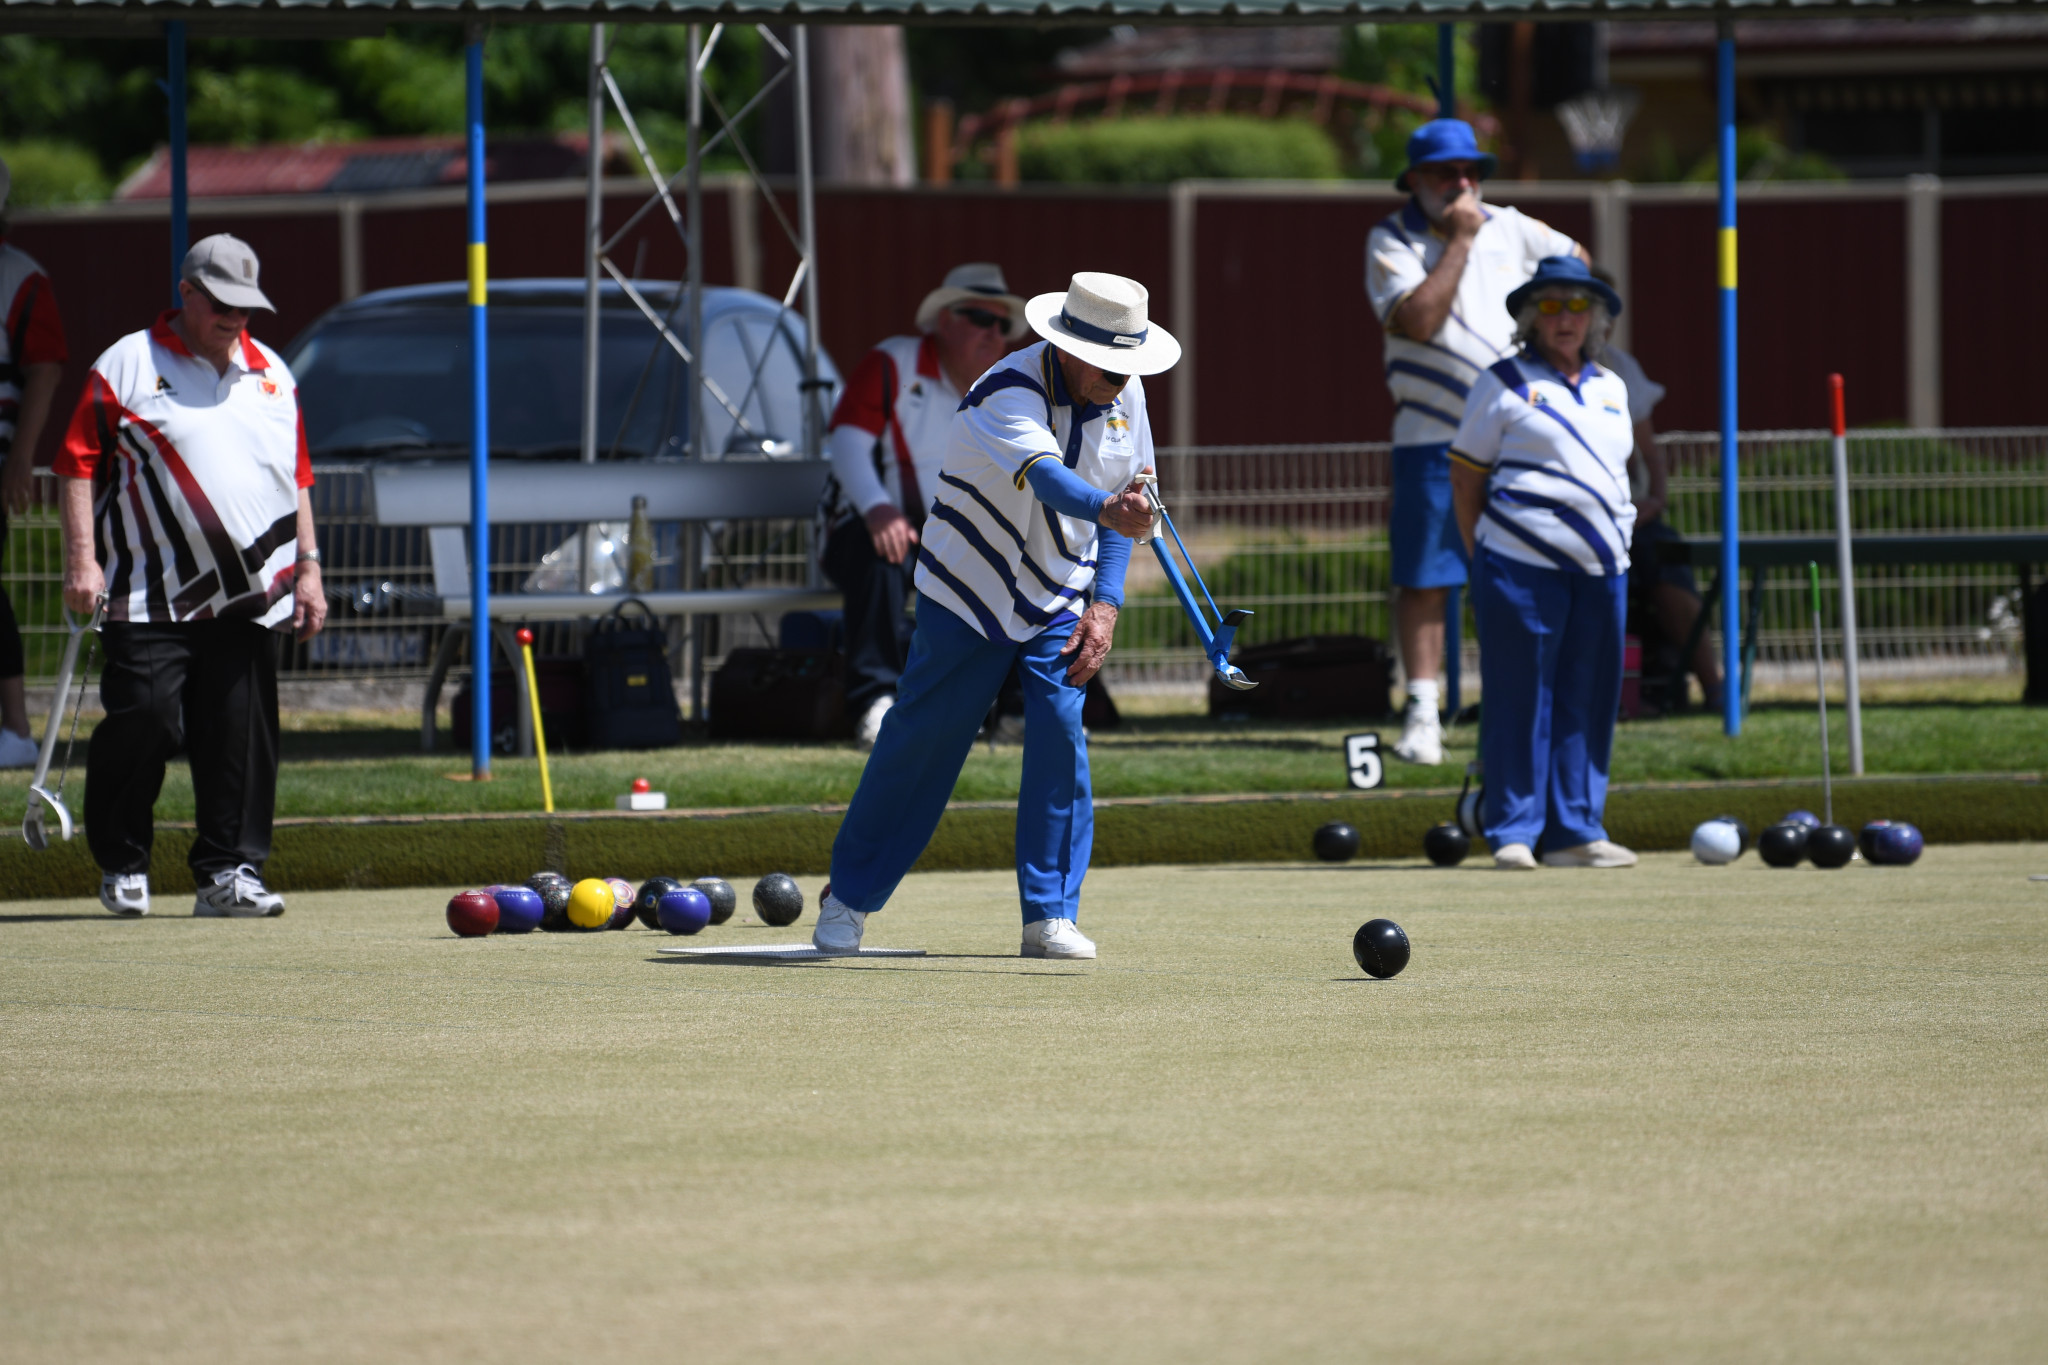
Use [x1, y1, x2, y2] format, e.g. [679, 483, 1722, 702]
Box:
[1105, 415, 1129, 434]
[1602, 402, 1624, 416]
[155, 376, 175, 394]
[258, 379, 281, 398]
[1530, 391, 1549, 406]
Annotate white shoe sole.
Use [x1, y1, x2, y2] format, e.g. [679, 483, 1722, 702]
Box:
[1020, 938, 1097, 960]
[194, 902, 285, 918]
[99, 898, 149, 918]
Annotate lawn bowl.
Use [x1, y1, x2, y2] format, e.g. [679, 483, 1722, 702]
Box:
[446, 890, 499, 938]
[1807, 825, 1858, 869]
[753, 873, 804, 927]
[567, 878, 617, 929]
[633, 877, 683, 930]
[489, 885, 545, 934]
[657, 887, 713, 936]
[693, 877, 737, 925]
[1352, 918, 1410, 979]
[1758, 823, 1809, 868]
[1714, 814, 1754, 855]
[1869, 821, 1924, 866]
[1423, 823, 1470, 867]
[1313, 821, 1360, 863]
[1691, 819, 1744, 866]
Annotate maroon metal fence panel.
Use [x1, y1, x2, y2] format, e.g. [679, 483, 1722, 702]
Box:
[1941, 194, 2048, 427]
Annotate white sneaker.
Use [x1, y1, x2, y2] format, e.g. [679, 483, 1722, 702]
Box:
[1493, 843, 1538, 870]
[855, 694, 895, 751]
[1021, 918, 1096, 960]
[1542, 840, 1639, 869]
[99, 872, 150, 917]
[1391, 700, 1443, 766]
[0, 728, 37, 768]
[812, 891, 868, 953]
[194, 864, 286, 917]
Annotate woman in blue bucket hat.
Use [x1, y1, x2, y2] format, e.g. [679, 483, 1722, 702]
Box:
[1366, 119, 1587, 768]
[1448, 255, 1639, 871]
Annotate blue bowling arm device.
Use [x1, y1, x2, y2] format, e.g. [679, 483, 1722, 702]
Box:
[1134, 475, 1256, 692]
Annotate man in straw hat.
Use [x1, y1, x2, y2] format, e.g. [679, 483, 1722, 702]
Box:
[56, 233, 326, 919]
[1366, 118, 1587, 765]
[820, 263, 1028, 750]
[812, 272, 1176, 960]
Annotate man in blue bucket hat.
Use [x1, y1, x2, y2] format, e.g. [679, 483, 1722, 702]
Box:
[1366, 118, 1588, 766]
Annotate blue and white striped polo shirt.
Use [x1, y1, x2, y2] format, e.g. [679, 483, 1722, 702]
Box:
[915, 340, 1152, 643]
[1365, 201, 1580, 448]
[1450, 353, 1637, 576]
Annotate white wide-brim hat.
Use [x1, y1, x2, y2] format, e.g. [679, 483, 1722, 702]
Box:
[1026, 271, 1181, 376]
[916, 262, 1029, 341]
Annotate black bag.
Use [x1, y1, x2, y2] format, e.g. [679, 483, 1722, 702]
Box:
[581, 598, 682, 750]
[708, 648, 852, 740]
[1209, 634, 1395, 720]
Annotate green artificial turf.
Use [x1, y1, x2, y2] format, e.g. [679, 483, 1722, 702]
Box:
[4, 849, 2044, 1363]
[4, 701, 2042, 821]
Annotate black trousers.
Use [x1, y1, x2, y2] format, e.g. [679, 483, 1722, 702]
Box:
[820, 515, 916, 713]
[0, 508, 22, 679]
[86, 619, 280, 879]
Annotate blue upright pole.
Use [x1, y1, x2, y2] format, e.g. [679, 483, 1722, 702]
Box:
[466, 30, 492, 777]
[166, 21, 188, 304]
[1438, 21, 1462, 718]
[1716, 22, 1741, 737]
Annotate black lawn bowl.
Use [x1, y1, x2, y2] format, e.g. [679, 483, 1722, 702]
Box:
[528, 872, 574, 931]
[1423, 823, 1471, 867]
[1714, 814, 1754, 855]
[693, 877, 737, 925]
[753, 873, 805, 927]
[1313, 822, 1361, 863]
[634, 876, 683, 931]
[1758, 823, 1809, 868]
[1806, 824, 1858, 869]
[1352, 918, 1411, 979]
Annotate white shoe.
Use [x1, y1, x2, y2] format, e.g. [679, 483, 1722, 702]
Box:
[1391, 700, 1443, 766]
[812, 891, 868, 953]
[1542, 840, 1639, 868]
[99, 873, 150, 917]
[1493, 843, 1538, 870]
[1021, 918, 1096, 960]
[855, 694, 895, 751]
[0, 728, 37, 768]
[194, 864, 286, 917]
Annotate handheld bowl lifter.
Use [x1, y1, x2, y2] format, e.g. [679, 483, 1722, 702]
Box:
[21, 595, 105, 850]
[1131, 473, 1256, 692]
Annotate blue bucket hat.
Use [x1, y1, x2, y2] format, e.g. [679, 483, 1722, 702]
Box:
[1505, 255, 1622, 320]
[1394, 119, 1498, 193]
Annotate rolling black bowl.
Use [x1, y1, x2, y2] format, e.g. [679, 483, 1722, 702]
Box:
[1806, 824, 1858, 869]
[1352, 918, 1411, 979]
[634, 876, 683, 930]
[753, 872, 805, 927]
[693, 877, 737, 925]
[1313, 821, 1361, 863]
[1758, 823, 1808, 868]
[1422, 823, 1471, 867]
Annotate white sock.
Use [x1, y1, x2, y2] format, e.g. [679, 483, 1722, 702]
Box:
[1406, 679, 1441, 718]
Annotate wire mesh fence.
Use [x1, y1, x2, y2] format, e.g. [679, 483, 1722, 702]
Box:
[4, 428, 2041, 695]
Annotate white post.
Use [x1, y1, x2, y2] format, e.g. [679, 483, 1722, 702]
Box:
[1828, 373, 1864, 775]
[581, 23, 605, 467]
[795, 26, 825, 462]
[1905, 174, 1942, 429]
[1592, 180, 1632, 352]
[1169, 180, 1196, 451]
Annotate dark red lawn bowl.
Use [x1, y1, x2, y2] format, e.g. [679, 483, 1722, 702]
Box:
[446, 890, 500, 938]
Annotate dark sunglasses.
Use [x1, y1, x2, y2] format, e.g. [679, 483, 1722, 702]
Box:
[953, 306, 1008, 332]
[188, 280, 250, 316]
[1101, 371, 1129, 387]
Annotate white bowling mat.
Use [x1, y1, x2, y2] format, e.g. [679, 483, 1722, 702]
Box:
[658, 942, 926, 961]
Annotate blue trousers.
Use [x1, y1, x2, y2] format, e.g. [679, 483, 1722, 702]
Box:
[830, 600, 1092, 924]
[1470, 547, 1627, 854]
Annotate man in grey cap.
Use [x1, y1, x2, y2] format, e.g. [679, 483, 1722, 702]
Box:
[55, 233, 325, 918]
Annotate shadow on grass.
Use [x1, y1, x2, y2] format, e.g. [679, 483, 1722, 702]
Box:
[648, 955, 1084, 977]
[0, 913, 134, 924]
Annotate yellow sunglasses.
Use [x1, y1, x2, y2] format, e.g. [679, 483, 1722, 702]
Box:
[1534, 295, 1596, 316]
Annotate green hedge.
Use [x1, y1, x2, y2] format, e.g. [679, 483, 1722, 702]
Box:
[1018, 115, 1342, 184]
[3, 777, 2039, 901]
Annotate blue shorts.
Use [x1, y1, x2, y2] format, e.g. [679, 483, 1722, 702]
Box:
[1390, 443, 1471, 590]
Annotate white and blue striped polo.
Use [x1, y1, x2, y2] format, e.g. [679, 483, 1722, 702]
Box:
[1450, 354, 1637, 576]
[915, 340, 1152, 643]
[1365, 201, 1580, 448]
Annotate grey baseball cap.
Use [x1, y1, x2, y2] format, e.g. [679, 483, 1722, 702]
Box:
[182, 233, 276, 312]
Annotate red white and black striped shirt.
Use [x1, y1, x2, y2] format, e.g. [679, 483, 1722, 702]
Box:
[56, 312, 313, 627]
[0, 240, 68, 452]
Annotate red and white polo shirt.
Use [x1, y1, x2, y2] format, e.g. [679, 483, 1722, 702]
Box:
[56, 311, 313, 627]
[0, 240, 69, 451]
[823, 333, 962, 524]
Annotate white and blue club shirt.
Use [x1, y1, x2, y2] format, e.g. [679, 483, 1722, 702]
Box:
[1366, 201, 1581, 449]
[1450, 353, 1637, 576]
[916, 340, 1152, 643]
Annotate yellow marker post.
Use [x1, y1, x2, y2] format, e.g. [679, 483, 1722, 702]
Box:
[515, 628, 554, 813]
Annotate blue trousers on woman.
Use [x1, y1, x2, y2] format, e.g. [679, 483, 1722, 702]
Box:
[830, 600, 1092, 923]
[1470, 546, 1628, 853]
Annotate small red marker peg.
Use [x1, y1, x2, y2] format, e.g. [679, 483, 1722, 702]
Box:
[515, 628, 535, 646]
[631, 778, 651, 794]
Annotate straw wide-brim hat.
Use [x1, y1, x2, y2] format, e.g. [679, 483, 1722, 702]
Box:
[915, 262, 1029, 340]
[1025, 272, 1181, 376]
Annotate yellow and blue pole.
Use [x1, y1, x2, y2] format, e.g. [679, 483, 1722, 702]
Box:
[166, 21, 188, 304]
[1716, 21, 1742, 736]
[467, 28, 493, 777]
[1437, 20, 1463, 717]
